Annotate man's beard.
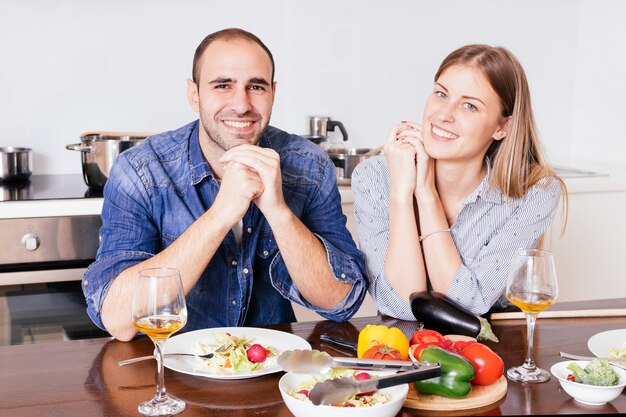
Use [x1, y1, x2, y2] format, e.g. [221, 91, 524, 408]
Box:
[200, 110, 266, 152]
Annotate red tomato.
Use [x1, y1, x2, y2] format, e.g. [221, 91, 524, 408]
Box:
[450, 340, 477, 353]
[363, 344, 402, 360]
[456, 342, 504, 386]
[410, 330, 447, 346]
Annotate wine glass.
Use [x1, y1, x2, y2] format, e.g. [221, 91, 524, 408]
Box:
[505, 249, 558, 383]
[132, 267, 188, 416]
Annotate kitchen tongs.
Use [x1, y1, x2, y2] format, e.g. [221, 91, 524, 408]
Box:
[309, 362, 441, 405]
[277, 349, 418, 374]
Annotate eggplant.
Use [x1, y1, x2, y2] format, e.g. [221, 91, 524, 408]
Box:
[409, 291, 498, 342]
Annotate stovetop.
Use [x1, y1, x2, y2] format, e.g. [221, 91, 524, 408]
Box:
[0, 174, 102, 202]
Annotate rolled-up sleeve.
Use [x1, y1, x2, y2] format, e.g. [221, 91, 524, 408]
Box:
[269, 155, 368, 321]
[82, 155, 157, 330]
[447, 179, 562, 315]
[83, 252, 153, 329]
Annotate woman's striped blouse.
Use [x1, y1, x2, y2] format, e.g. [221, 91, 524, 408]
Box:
[351, 155, 561, 320]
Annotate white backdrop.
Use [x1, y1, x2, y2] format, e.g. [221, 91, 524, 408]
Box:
[1, 0, 624, 175]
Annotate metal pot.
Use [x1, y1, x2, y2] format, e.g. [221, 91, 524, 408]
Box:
[0, 147, 33, 182]
[326, 147, 381, 185]
[66, 132, 150, 189]
[0, 180, 32, 201]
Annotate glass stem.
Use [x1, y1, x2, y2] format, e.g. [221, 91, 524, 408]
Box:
[523, 313, 537, 371]
[154, 339, 168, 401]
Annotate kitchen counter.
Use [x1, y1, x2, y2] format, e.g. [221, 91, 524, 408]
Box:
[1, 159, 625, 218]
[0, 197, 103, 218]
[338, 159, 626, 204]
[552, 158, 626, 193]
[0, 174, 103, 218]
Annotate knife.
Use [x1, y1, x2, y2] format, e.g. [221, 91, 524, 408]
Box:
[308, 362, 441, 405]
[277, 349, 418, 374]
[319, 334, 358, 352]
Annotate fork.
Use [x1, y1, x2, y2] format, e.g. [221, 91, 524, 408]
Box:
[117, 352, 214, 367]
[559, 352, 626, 362]
[559, 351, 626, 370]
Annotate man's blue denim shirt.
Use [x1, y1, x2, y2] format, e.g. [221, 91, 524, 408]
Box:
[83, 120, 368, 331]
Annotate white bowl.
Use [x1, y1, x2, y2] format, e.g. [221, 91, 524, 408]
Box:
[550, 360, 626, 405]
[278, 371, 409, 417]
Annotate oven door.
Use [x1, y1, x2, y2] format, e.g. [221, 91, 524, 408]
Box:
[0, 215, 109, 345]
[1, 279, 109, 345]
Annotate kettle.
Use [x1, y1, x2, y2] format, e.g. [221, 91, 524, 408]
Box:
[304, 116, 349, 145]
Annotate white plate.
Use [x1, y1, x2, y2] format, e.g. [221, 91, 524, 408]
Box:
[588, 329, 626, 359]
[163, 327, 311, 379]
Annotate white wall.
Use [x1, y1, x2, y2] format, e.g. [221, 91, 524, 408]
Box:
[572, 0, 626, 167]
[0, 0, 623, 175]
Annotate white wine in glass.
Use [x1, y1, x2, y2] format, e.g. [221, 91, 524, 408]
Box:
[505, 249, 558, 383]
[132, 267, 188, 416]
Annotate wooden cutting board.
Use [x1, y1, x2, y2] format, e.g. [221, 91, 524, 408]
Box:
[403, 375, 507, 411]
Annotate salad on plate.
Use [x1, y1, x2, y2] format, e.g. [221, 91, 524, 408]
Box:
[608, 342, 626, 359]
[193, 332, 278, 373]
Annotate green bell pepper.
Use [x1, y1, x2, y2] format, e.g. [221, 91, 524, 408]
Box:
[414, 345, 476, 398]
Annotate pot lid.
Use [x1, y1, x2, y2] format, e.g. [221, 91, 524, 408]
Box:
[325, 147, 377, 155]
[0, 147, 32, 153]
[80, 131, 154, 141]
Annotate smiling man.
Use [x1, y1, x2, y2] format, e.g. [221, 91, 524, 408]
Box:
[82, 28, 367, 341]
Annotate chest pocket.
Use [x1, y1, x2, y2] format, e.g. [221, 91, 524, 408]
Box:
[256, 223, 279, 260]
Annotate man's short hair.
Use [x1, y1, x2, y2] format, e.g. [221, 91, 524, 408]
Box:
[192, 28, 275, 84]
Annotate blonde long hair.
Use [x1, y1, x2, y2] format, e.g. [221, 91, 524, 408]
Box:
[435, 45, 568, 230]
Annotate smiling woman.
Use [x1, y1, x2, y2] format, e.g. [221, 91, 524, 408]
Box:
[352, 44, 568, 321]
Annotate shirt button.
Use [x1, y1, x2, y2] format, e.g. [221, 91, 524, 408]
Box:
[231, 300, 236, 306]
[247, 227, 252, 233]
[262, 250, 269, 256]
[340, 273, 346, 279]
[243, 268, 249, 274]
[231, 260, 238, 266]
[83, 280, 88, 286]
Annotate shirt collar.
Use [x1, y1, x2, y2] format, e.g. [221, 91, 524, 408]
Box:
[188, 121, 213, 185]
[188, 122, 276, 186]
[463, 160, 504, 205]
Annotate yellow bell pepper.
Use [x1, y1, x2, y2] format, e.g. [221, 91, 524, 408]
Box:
[357, 324, 410, 360]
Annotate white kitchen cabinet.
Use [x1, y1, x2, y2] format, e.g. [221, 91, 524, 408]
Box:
[546, 188, 626, 302]
[543, 161, 626, 302]
[292, 186, 379, 322]
[342, 195, 359, 244]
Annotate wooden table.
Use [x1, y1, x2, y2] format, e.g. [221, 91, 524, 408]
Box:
[1, 299, 625, 416]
